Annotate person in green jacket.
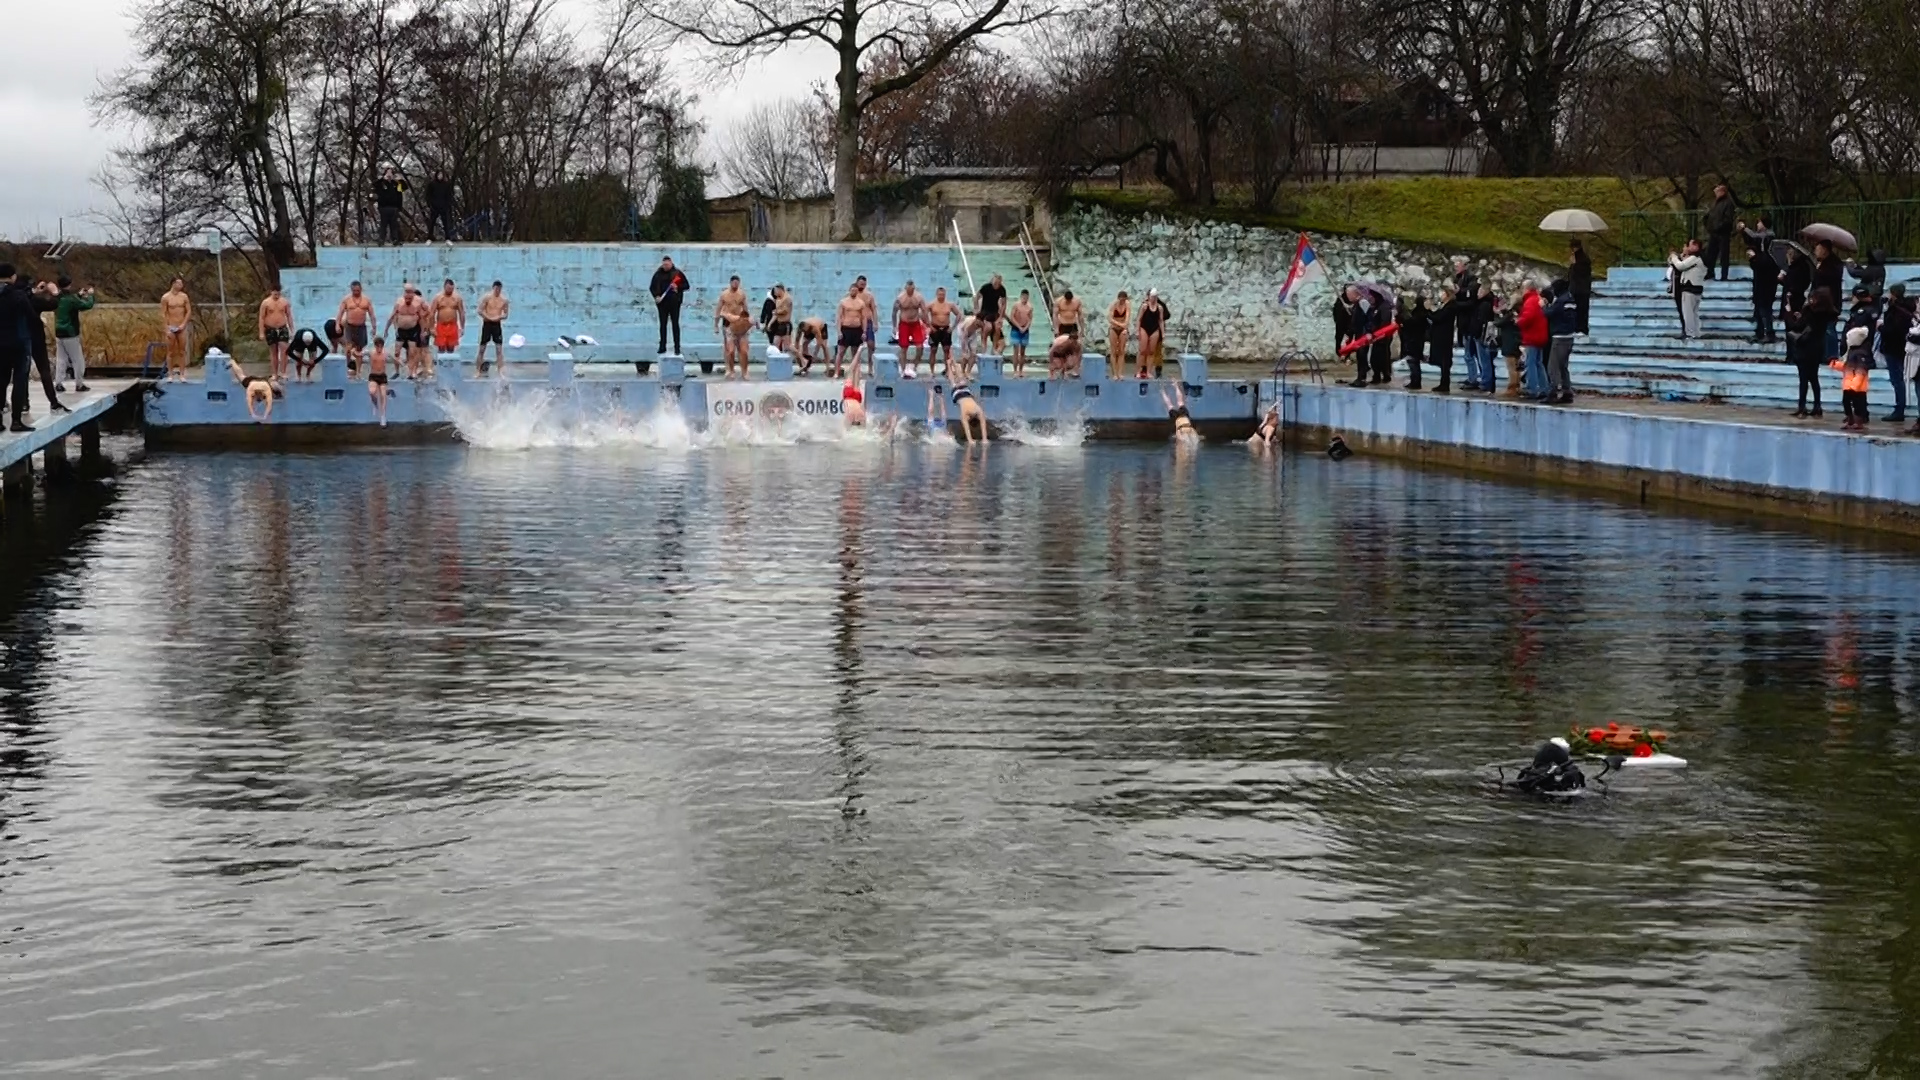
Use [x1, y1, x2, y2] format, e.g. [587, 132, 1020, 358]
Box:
[53, 276, 96, 392]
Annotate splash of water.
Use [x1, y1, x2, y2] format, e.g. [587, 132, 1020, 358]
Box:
[995, 412, 1091, 448]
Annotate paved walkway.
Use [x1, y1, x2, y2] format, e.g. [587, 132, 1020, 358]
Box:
[0, 380, 139, 470]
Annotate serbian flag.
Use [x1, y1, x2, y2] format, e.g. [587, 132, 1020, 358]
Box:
[1276, 233, 1323, 306]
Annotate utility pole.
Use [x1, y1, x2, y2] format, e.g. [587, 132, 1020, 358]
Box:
[205, 227, 230, 341]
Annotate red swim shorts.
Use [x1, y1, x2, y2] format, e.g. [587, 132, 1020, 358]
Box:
[897, 322, 927, 348]
[434, 322, 460, 352]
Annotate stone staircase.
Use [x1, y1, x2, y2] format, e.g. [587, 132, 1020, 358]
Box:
[951, 246, 1055, 340]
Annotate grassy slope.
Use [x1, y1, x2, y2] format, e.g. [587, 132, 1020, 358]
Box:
[1073, 178, 1665, 268]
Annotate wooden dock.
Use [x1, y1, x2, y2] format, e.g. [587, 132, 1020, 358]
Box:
[0, 380, 142, 499]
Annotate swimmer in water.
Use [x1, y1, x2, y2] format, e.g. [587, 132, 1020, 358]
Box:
[842, 369, 866, 428]
[366, 335, 393, 427]
[228, 356, 279, 423]
[930, 379, 988, 444]
[1248, 405, 1280, 449]
[1161, 381, 1199, 445]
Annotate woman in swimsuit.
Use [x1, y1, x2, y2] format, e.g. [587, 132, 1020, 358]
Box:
[842, 370, 867, 428]
[1137, 289, 1171, 379]
[1160, 381, 1199, 446]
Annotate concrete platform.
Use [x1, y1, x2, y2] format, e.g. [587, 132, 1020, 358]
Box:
[1265, 380, 1920, 536]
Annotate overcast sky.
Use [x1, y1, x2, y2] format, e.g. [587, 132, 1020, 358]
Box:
[0, 0, 814, 243]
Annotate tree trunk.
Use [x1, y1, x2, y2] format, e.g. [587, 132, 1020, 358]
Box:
[833, 26, 861, 241]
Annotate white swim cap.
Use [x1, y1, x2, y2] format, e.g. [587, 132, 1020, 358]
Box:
[1847, 326, 1869, 347]
[508, 333, 526, 349]
[1549, 736, 1569, 750]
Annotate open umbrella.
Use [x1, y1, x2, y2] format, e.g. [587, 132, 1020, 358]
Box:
[1800, 223, 1858, 250]
[1349, 281, 1396, 308]
[1539, 208, 1610, 233]
[1770, 238, 1811, 265]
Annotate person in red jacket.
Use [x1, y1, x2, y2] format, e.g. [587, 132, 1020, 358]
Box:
[1517, 286, 1550, 400]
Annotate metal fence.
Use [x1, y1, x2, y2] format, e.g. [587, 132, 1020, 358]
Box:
[1618, 200, 1920, 264]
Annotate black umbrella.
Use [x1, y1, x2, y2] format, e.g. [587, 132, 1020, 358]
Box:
[1771, 238, 1811, 265]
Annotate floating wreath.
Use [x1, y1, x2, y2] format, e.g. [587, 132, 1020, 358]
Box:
[1570, 722, 1671, 758]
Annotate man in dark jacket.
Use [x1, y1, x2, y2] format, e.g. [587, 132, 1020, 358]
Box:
[0, 266, 37, 431]
[375, 167, 407, 245]
[1747, 241, 1779, 344]
[1459, 286, 1492, 390]
[424, 174, 456, 242]
[1702, 183, 1737, 281]
[21, 278, 66, 415]
[1367, 294, 1395, 385]
[1568, 240, 1593, 335]
[1398, 295, 1430, 390]
[650, 256, 689, 355]
[1880, 284, 1915, 423]
[1426, 288, 1464, 394]
[1544, 279, 1581, 404]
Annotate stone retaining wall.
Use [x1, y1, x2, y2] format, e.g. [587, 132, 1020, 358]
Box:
[1051, 206, 1557, 361]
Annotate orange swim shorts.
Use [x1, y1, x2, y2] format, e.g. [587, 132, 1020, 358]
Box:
[434, 322, 460, 352]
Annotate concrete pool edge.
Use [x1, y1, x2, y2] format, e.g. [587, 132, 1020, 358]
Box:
[1273, 381, 1920, 537]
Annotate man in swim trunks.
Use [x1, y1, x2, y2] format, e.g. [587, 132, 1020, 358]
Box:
[976, 273, 1007, 350]
[932, 380, 987, 444]
[768, 285, 794, 356]
[795, 316, 828, 374]
[431, 279, 465, 373]
[1106, 291, 1131, 380]
[954, 314, 986, 383]
[716, 274, 753, 381]
[927, 287, 956, 378]
[1007, 289, 1034, 377]
[1137, 288, 1172, 378]
[229, 355, 279, 422]
[1053, 289, 1083, 344]
[366, 335, 392, 426]
[476, 280, 509, 375]
[833, 284, 865, 380]
[893, 280, 929, 375]
[1047, 333, 1081, 379]
[385, 283, 430, 379]
[257, 286, 293, 381]
[336, 281, 374, 377]
[855, 275, 880, 375]
[160, 277, 192, 383]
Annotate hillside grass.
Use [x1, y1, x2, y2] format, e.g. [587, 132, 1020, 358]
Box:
[1072, 178, 1673, 268]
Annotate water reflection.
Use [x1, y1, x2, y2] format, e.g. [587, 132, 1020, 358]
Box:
[0, 445, 1917, 1074]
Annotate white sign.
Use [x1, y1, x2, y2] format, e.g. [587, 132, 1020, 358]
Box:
[706, 381, 856, 423]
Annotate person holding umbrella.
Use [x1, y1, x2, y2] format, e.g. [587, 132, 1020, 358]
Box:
[1568, 240, 1592, 336]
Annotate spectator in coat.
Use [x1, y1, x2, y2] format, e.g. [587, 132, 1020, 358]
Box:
[1702, 183, 1737, 281]
[650, 256, 689, 355]
[1398, 294, 1430, 390]
[1668, 241, 1708, 338]
[1517, 284, 1549, 399]
[1747, 241, 1779, 344]
[1568, 240, 1593, 335]
[1494, 297, 1523, 399]
[1879, 284, 1914, 424]
[1426, 288, 1465, 394]
[1812, 240, 1845, 359]
[1544, 279, 1580, 405]
[1459, 286, 1492, 391]
[1789, 287, 1839, 417]
[1848, 249, 1887, 302]
[1333, 286, 1363, 375]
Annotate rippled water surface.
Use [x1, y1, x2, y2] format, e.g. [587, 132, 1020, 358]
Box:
[4, 440, 1920, 1078]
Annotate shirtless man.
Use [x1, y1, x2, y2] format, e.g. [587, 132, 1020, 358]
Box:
[714, 275, 753, 380]
[954, 314, 985, 384]
[854, 275, 879, 374]
[768, 285, 794, 355]
[476, 280, 509, 375]
[893, 281, 929, 375]
[384, 284, 430, 379]
[430, 279, 465, 374]
[160, 277, 192, 382]
[927, 287, 957, 378]
[257, 287, 293, 381]
[366, 335, 392, 426]
[1007, 289, 1034, 377]
[229, 356, 278, 422]
[336, 281, 375, 377]
[832, 284, 866, 380]
[1053, 289, 1084, 343]
[795, 316, 828, 374]
[1106, 291, 1132, 380]
[1046, 333, 1082, 380]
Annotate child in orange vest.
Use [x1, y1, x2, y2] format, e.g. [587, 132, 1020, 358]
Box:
[1832, 325, 1874, 431]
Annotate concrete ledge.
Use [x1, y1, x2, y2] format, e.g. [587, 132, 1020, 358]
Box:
[0, 382, 141, 472]
[1276, 382, 1920, 536]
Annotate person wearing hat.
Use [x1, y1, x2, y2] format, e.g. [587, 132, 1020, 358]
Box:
[53, 276, 96, 393]
[1832, 325, 1875, 431]
[1879, 284, 1915, 423]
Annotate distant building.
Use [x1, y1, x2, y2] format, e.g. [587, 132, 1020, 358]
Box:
[707, 167, 1118, 245]
[1308, 79, 1486, 180]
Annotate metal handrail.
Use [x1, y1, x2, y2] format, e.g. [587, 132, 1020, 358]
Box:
[1018, 220, 1054, 321]
[950, 217, 976, 300]
[1617, 198, 1920, 264]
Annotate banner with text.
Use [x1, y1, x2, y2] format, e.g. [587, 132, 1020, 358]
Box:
[706, 381, 858, 423]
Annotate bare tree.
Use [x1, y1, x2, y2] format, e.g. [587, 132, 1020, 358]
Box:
[639, 0, 1053, 239]
[716, 99, 831, 198]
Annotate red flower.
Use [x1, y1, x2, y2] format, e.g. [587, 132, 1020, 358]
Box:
[1606, 722, 1620, 731]
[1586, 729, 1605, 742]
[1632, 743, 1655, 758]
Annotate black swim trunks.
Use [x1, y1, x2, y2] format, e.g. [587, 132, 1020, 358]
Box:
[1059, 322, 1079, 338]
[264, 326, 290, 345]
[770, 320, 791, 338]
[395, 326, 422, 347]
[930, 326, 953, 348]
[480, 319, 503, 346]
[1168, 406, 1190, 422]
[345, 322, 369, 348]
[369, 372, 389, 386]
[839, 326, 863, 349]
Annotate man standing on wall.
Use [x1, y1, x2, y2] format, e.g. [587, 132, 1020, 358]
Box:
[976, 273, 1007, 351]
[425, 173, 457, 242]
[337, 280, 374, 376]
[651, 257, 687, 355]
[834, 283, 867, 381]
[476, 281, 510, 375]
[376, 167, 407, 245]
[160, 276, 193, 382]
[431, 279, 465, 375]
[893, 281, 928, 375]
[927, 287, 957, 378]
[1702, 183, 1737, 282]
[716, 275, 753, 381]
[258, 286, 293, 382]
[855, 275, 879, 375]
